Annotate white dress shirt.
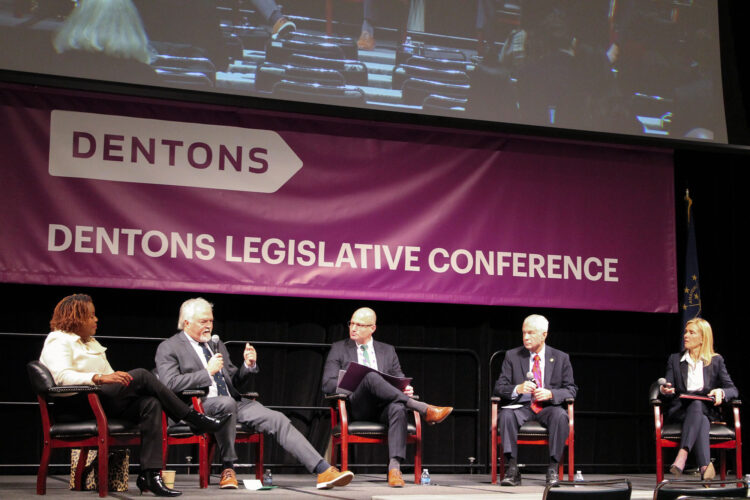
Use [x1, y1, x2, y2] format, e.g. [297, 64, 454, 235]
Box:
[183, 331, 258, 398]
[513, 345, 546, 402]
[356, 339, 378, 370]
[681, 351, 705, 392]
[40, 330, 114, 386]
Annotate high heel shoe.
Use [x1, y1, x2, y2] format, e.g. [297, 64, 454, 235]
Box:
[668, 464, 683, 477]
[183, 409, 231, 433]
[701, 462, 716, 482]
[136, 470, 182, 497]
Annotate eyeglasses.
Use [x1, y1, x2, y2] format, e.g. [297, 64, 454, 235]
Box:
[348, 322, 375, 329]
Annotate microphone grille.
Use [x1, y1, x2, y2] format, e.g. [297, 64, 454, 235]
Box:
[526, 371, 535, 380]
[211, 334, 220, 344]
[657, 377, 667, 386]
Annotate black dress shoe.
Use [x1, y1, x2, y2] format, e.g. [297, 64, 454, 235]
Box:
[500, 465, 521, 486]
[183, 410, 231, 433]
[136, 470, 182, 497]
[546, 469, 560, 487]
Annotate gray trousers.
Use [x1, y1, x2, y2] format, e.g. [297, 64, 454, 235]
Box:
[499, 404, 569, 463]
[202, 396, 323, 472]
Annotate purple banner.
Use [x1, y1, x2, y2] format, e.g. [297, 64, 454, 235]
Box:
[0, 83, 677, 313]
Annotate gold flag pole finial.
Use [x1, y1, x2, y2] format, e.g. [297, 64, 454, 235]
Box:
[685, 189, 693, 223]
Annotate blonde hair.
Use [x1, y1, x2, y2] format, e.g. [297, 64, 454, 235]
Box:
[53, 0, 152, 64]
[685, 317, 717, 366]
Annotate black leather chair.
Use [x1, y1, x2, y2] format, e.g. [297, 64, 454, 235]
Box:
[542, 478, 631, 499]
[490, 395, 575, 483]
[326, 393, 422, 484]
[27, 360, 141, 498]
[650, 381, 742, 482]
[652, 478, 748, 500]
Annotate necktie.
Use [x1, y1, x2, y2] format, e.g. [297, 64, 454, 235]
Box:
[360, 345, 372, 368]
[200, 343, 229, 396]
[531, 354, 543, 414]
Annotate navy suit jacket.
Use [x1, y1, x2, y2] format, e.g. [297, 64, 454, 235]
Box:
[662, 352, 738, 420]
[155, 331, 254, 401]
[494, 345, 577, 406]
[321, 339, 404, 395]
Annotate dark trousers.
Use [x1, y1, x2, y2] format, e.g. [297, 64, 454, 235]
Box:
[97, 368, 190, 470]
[499, 404, 569, 463]
[348, 372, 410, 461]
[671, 399, 711, 467]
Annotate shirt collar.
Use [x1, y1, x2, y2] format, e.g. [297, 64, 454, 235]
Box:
[356, 338, 374, 350]
[183, 330, 202, 346]
[529, 344, 546, 360]
[681, 351, 702, 368]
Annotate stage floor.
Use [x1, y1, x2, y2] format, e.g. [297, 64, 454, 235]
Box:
[0, 473, 711, 499]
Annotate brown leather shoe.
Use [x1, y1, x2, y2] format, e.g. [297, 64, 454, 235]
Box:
[357, 31, 375, 50]
[316, 466, 354, 489]
[388, 469, 405, 487]
[424, 405, 453, 424]
[219, 468, 238, 489]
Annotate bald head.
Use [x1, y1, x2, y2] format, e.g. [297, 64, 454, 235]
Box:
[349, 307, 377, 345]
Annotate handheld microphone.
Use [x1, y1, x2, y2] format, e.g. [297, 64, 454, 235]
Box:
[657, 377, 667, 387]
[211, 334, 220, 353]
[526, 371, 537, 387]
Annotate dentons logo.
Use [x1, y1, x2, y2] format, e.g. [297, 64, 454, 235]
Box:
[49, 110, 303, 193]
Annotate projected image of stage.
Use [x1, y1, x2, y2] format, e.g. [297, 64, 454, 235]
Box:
[0, 0, 731, 143]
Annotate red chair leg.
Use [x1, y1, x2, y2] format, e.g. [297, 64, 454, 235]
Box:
[720, 449, 727, 480]
[199, 436, 209, 488]
[255, 435, 264, 480]
[36, 443, 51, 494]
[655, 441, 664, 482]
[341, 434, 349, 471]
[97, 443, 109, 498]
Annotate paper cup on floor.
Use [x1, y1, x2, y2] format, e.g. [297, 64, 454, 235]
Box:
[161, 470, 176, 489]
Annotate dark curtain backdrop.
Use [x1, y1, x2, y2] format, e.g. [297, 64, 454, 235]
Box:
[2, 147, 748, 476]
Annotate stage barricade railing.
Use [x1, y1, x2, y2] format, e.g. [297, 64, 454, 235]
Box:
[2, 332, 480, 473]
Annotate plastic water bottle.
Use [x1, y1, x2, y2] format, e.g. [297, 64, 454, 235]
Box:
[263, 468, 273, 486]
[574, 470, 584, 482]
[420, 468, 431, 485]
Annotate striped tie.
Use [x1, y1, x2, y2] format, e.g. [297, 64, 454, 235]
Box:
[530, 354, 542, 414]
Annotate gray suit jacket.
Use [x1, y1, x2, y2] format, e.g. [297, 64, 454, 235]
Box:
[155, 331, 253, 400]
[321, 339, 404, 395]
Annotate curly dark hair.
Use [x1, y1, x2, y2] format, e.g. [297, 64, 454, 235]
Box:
[50, 294, 93, 334]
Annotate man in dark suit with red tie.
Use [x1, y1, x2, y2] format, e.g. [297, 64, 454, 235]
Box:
[494, 314, 577, 487]
[321, 307, 453, 487]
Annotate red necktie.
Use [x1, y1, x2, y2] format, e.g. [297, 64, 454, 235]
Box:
[531, 354, 542, 414]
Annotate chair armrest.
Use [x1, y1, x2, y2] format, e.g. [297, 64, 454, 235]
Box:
[730, 398, 742, 406]
[178, 389, 206, 398]
[649, 381, 662, 403]
[48, 385, 100, 397]
[564, 397, 575, 405]
[240, 392, 259, 400]
[324, 393, 348, 405]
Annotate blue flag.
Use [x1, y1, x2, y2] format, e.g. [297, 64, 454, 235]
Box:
[681, 190, 701, 335]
